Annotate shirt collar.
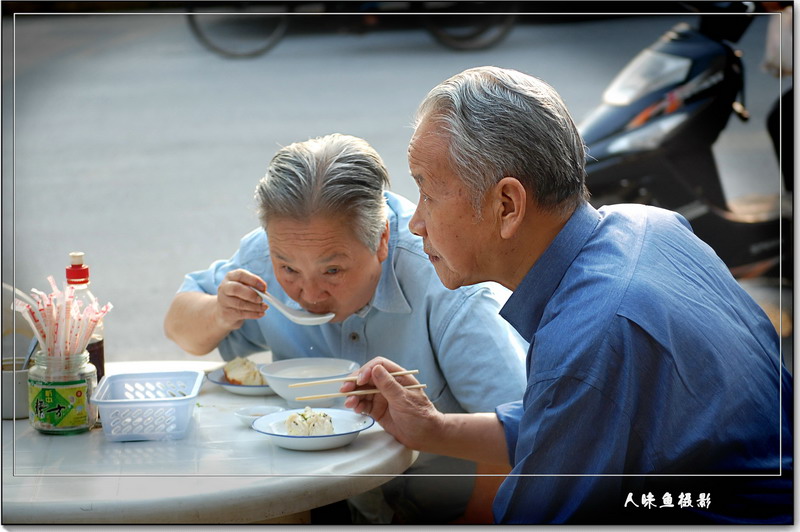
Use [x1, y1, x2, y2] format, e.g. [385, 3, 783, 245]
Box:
[500, 202, 601, 341]
[358, 196, 412, 317]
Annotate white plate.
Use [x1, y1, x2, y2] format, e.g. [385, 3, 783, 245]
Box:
[207, 367, 275, 396]
[251, 408, 375, 451]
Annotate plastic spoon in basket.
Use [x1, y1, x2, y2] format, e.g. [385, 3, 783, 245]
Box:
[251, 287, 335, 326]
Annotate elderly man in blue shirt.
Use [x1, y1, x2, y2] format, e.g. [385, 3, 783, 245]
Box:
[343, 66, 793, 524]
[163, 133, 528, 524]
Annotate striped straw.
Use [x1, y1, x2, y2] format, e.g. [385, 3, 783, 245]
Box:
[14, 278, 112, 357]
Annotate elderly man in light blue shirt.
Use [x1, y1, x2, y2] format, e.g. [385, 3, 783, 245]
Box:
[164, 133, 527, 524]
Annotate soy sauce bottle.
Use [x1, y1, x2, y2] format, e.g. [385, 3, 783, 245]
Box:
[66, 252, 105, 383]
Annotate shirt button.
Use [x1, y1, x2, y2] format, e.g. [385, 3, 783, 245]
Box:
[349, 333, 360, 342]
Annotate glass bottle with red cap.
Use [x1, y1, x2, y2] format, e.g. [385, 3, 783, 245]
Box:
[66, 251, 105, 382]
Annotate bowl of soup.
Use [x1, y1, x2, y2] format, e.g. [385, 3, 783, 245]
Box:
[260, 357, 360, 407]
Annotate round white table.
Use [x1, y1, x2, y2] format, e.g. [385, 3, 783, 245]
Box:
[2, 360, 417, 524]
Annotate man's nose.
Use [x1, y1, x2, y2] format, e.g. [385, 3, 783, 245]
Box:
[300, 278, 327, 302]
[409, 207, 426, 237]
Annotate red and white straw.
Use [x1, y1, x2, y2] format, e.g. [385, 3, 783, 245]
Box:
[13, 278, 112, 357]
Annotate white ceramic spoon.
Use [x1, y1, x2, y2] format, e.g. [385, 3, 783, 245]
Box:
[252, 287, 335, 326]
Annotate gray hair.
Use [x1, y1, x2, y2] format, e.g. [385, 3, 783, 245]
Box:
[413, 66, 589, 216]
[255, 134, 390, 252]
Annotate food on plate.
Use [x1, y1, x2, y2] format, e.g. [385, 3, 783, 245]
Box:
[285, 406, 335, 436]
[223, 357, 266, 386]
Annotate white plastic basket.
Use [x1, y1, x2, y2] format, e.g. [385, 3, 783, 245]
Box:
[90, 370, 204, 442]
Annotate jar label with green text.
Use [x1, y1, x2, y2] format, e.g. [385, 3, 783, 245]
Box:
[29, 379, 90, 430]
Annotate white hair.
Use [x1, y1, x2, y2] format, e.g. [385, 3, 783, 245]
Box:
[414, 66, 589, 216]
[255, 133, 390, 251]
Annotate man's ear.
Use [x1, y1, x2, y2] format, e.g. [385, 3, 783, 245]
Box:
[494, 177, 527, 240]
[377, 219, 390, 262]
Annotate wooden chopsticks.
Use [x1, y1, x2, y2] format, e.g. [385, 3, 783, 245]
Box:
[290, 368, 425, 401]
[295, 384, 427, 402]
[287, 369, 419, 388]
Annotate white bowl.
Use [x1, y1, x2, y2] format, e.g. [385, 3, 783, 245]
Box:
[251, 408, 375, 451]
[260, 357, 359, 407]
[234, 405, 285, 427]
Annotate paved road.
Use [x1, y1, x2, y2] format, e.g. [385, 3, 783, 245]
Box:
[2, 9, 785, 363]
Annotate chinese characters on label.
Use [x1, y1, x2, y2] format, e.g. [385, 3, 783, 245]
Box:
[28, 380, 89, 430]
[625, 492, 711, 510]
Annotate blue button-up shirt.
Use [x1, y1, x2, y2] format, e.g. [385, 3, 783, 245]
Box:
[494, 202, 792, 524]
[179, 191, 528, 415]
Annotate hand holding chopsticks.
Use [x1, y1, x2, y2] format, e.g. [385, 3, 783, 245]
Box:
[292, 369, 426, 402]
[336, 358, 448, 456]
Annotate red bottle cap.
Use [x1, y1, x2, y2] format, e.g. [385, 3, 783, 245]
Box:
[66, 251, 90, 284]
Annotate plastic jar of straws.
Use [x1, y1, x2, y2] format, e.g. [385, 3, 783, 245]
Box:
[14, 275, 112, 435]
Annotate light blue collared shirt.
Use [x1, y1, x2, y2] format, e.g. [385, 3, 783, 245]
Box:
[178, 191, 528, 414]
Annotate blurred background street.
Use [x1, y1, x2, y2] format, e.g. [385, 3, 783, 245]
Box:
[1, 3, 789, 368]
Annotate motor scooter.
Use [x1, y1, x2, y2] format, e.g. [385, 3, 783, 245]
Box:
[579, 4, 792, 287]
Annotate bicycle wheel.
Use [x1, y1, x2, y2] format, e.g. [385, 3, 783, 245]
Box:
[423, 12, 517, 50]
[187, 3, 290, 58]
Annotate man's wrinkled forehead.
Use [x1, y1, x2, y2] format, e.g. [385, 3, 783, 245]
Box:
[409, 120, 444, 177]
[409, 116, 449, 158]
